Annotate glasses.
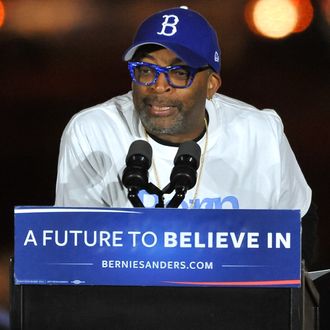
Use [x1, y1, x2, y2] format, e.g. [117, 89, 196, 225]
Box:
[128, 61, 208, 89]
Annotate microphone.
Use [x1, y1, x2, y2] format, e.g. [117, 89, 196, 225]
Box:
[122, 140, 152, 207]
[165, 141, 201, 208]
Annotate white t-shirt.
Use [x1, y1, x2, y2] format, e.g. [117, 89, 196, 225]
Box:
[55, 91, 311, 216]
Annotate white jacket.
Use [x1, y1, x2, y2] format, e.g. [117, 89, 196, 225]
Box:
[55, 92, 311, 216]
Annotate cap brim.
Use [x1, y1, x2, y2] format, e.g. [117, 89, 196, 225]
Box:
[123, 42, 208, 69]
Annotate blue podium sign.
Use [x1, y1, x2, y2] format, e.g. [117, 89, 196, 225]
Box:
[14, 207, 301, 287]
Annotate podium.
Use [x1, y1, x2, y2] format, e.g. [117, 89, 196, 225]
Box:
[10, 207, 320, 329]
[10, 264, 319, 330]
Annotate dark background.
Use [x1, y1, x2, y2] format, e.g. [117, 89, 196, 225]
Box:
[0, 0, 329, 316]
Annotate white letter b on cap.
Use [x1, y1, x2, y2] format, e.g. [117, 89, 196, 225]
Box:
[157, 15, 179, 36]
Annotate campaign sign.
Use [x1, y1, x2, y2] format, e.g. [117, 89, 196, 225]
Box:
[14, 207, 301, 287]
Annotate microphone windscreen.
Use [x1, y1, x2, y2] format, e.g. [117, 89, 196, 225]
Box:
[174, 141, 201, 169]
[126, 140, 152, 168]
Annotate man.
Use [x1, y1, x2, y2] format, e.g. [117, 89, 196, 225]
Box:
[55, 7, 315, 255]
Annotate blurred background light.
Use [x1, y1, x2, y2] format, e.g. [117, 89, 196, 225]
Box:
[321, 0, 330, 24]
[247, 0, 298, 39]
[3, 0, 99, 36]
[292, 0, 314, 33]
[245, 0, 314, 39]
[0, 1, 5, 28]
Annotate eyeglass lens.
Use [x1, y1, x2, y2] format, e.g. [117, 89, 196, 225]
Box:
[133, 64, 192, 87]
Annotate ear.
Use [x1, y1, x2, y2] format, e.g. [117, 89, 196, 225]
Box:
[207, 72, 222, 99]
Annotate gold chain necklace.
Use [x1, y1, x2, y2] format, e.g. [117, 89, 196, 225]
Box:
[144, 117, 208, 209]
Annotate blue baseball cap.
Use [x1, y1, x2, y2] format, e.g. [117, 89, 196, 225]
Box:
[123, 6, 221, 72]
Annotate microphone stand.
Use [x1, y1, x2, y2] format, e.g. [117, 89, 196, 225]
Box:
[127, 187, 145, 208]
[162, 183, 187, 208]
[126, 182, 165, 208]
[145, 183, 165, 208]
[166, 186, 187, 208]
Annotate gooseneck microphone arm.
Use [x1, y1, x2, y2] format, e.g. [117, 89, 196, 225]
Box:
[145, 182, 165, 208]
[122, 140, 152, 207]
[122, 140, 201, 208]
[163, 141, 201, 208]
[126, 187, 145, 208]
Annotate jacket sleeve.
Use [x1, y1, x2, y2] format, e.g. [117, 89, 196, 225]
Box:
[267, 112, 312, 217]
[54, 117, 112, 207]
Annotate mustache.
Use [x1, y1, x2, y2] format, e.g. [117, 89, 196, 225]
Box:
[142, 96, 182, 109]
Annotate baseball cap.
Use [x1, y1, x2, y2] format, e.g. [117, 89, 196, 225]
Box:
[123, 6, 221, 72]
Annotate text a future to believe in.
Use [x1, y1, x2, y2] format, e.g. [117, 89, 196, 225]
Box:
[22, 229, 292, 249]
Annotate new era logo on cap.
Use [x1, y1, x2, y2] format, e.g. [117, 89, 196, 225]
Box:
[214, 51, 220, 63]
[123, 7, 221, 73]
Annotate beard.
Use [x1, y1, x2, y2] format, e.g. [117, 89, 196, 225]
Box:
[134, 95, 187, 135]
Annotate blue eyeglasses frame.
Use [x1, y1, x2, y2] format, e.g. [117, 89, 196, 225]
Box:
[128, 61, 208, 89]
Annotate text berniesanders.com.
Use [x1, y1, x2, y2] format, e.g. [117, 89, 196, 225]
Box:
[101, 259, 214, 270]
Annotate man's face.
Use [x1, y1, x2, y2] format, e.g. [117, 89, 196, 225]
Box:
[132, 47, 220, 143]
